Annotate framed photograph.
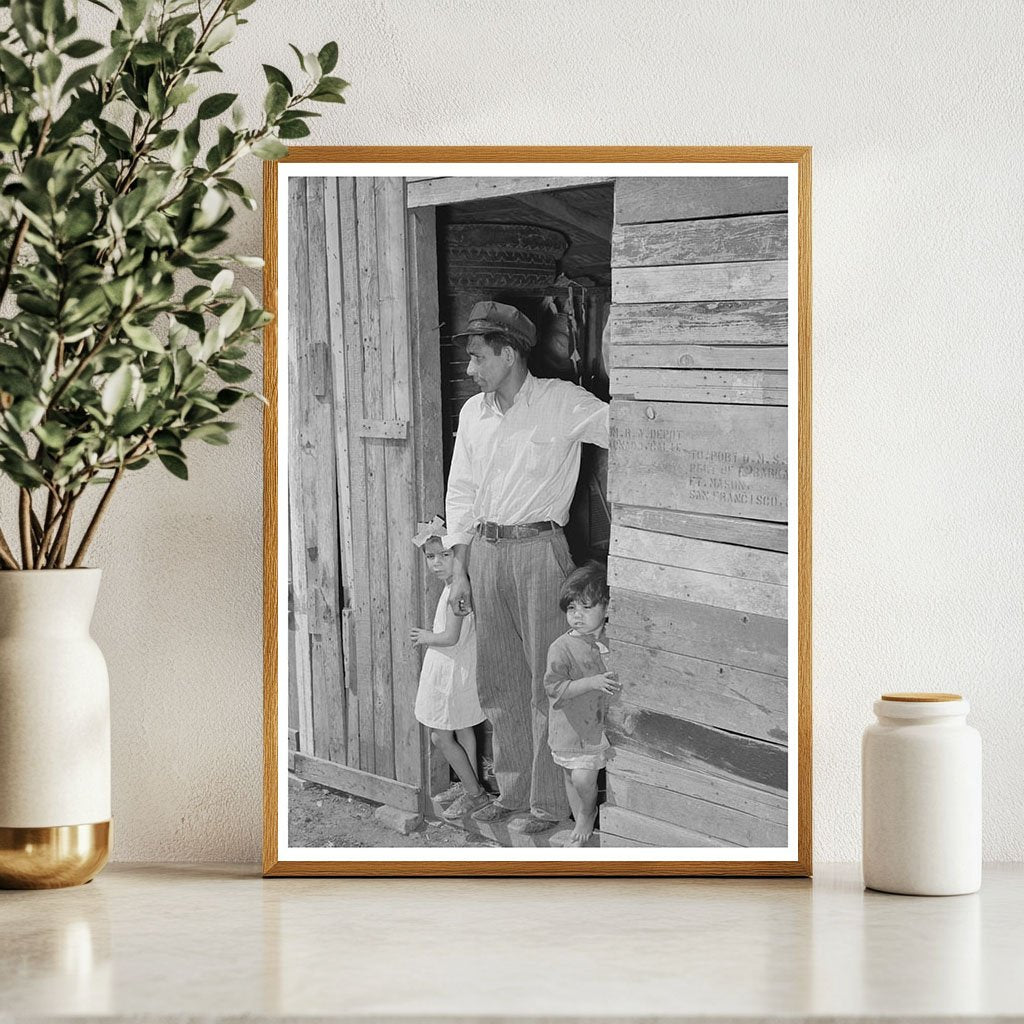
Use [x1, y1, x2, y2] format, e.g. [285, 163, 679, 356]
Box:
[263, 147, 811, 876]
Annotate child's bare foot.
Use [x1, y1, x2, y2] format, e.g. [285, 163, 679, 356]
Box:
[568, 810, 597, 846]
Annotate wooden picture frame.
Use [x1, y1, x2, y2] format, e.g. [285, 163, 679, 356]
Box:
[263, 147, 812, 877]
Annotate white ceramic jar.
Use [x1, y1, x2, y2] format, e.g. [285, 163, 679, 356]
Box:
[862, 692, 981, 896]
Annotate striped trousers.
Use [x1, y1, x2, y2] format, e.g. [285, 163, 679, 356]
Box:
[472, 529, 575, 820]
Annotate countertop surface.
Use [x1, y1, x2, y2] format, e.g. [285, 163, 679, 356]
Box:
[2, 862, 1022, 1021]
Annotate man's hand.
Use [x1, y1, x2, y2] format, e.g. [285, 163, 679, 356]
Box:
[449, 572, 473, 617]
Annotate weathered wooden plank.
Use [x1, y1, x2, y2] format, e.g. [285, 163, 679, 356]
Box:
[607, 746, 787, 824]
[608, 587, 787, 677]
[610, 525, 787, 583]
[608, 401, 787, 521]
[611, 368, 788, 406]
[609, 554, 787, 619]
[407, 176, 614, 208]
[376, 177, 420, 789]
[612, 213, 787, 267]
[598, 805, 735, 847]
[611, 505, 788, 553]
[305, 178, 348, 766]
[610, 300, 787, 346]
[606, 638, 787, 743]
[515, 189, 613, 246]
[408, 206, 449, 798]
[340, 607, 358, 768]
[623, 386, 787, 406]
[613, 261, 788, 304]
[615, 176, 787, 224]
[605, 774, 786, 848]
[607, 703, 788, 792]
[611, 344, 788, 371]
[323, 180, 355, 592]
[355, 177, 396, 780]
[287, 180, 315, 759]
[292, 752, 420, 814]
[323, 179, 359, 771]
[598, 833, 652, 848]
[336, 178, 376, 774]
[612, 368, 786, 393]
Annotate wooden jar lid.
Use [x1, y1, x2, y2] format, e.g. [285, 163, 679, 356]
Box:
[880, 692, 962, 702]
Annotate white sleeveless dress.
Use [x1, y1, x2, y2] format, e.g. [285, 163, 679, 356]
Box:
[414, 584, 486, 730]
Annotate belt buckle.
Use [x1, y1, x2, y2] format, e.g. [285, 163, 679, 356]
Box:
[481, 521, 499, 543]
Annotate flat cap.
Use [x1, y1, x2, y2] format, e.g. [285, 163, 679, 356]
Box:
[451, 300, 536, 350]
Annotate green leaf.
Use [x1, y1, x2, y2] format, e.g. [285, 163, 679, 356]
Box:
[173, 27, 196, 65]
[34, 421, 70, 449]
[0, 50, 33, 87]
[123, 322, 164, 353]
[203, 16, 236, 54]
[251, 137, 287, 160]
[61, 63, 98, 96]
[121, 0, 152, 33]
[9, 399, 45, 432]
[210, 269, 234, 294]
[63, 38, 104, 58]
[38, 51, 63, 86]
[189, 422, 231, 445]
[264, 81, 289, 118]
[309, 88, 346, 104]
[166, 82, 199, 107]
[277, 120, 310, 140]
[158, 452, 188, 479]
[101, 365, 133, 414]
[317, 41, 339, 75]
[132, 42, 169, 66]
[198, 91, 237, 119]
[217, 296, 246, 340]
[262, 64, 292, 94]
[214, 362, 251, 384]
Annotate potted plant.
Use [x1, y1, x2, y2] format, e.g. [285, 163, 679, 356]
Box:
[0, 0, 346, 887]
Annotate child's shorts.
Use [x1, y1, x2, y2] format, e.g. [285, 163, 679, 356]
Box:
[551, 749, 609, 771]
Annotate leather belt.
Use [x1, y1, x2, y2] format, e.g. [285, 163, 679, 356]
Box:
[476, 520, 557, 542]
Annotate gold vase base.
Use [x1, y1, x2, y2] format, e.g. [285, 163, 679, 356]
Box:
[0, 821, 110, 889]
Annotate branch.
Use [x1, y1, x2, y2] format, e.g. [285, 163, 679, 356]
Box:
[0, 113, 53, 308]
[45, 298, 140, 414]
[0, 526, 20, 570]
[18, 489, 34, 569]
[70, 465, 124, 568]
[44, 492, 79, 569]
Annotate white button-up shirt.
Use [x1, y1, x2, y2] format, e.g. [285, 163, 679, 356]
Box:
[444, 373, 610, 548]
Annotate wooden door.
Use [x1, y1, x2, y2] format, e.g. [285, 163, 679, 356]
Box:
[288, 176, 435, 814]
[603, 177, 791, 848]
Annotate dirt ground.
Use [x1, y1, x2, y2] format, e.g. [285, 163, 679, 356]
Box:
[287, 776, 500, 849]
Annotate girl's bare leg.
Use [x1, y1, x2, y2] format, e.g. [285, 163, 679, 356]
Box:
[568, 768, 599, 845]
[431, 730, 484, 795]
[563, 769, 582, 823]
[455, 727, 479, 787]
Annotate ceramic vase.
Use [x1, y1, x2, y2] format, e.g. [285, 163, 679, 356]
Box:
[862, 692, 981, 896]
[0, 569, 111, 888]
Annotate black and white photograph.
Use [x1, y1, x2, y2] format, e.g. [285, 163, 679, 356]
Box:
[266, 152, 810, 874]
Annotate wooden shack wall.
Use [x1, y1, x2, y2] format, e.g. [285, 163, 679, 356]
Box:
[288, 177, 425, 815]
[603, 177, 790, 848]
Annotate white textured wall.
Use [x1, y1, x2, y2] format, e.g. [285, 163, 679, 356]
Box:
[68, 0, 1024, 862]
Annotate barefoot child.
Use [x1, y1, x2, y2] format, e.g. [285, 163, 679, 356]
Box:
[411, 517, 492, 821]
[543, 562, 621, 847]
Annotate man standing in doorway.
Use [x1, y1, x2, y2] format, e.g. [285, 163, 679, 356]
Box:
[444, 300, 610, 834]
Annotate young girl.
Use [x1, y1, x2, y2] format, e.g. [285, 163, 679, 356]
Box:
[410, 516, 491, 821]
[543, 562, 621, 847]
